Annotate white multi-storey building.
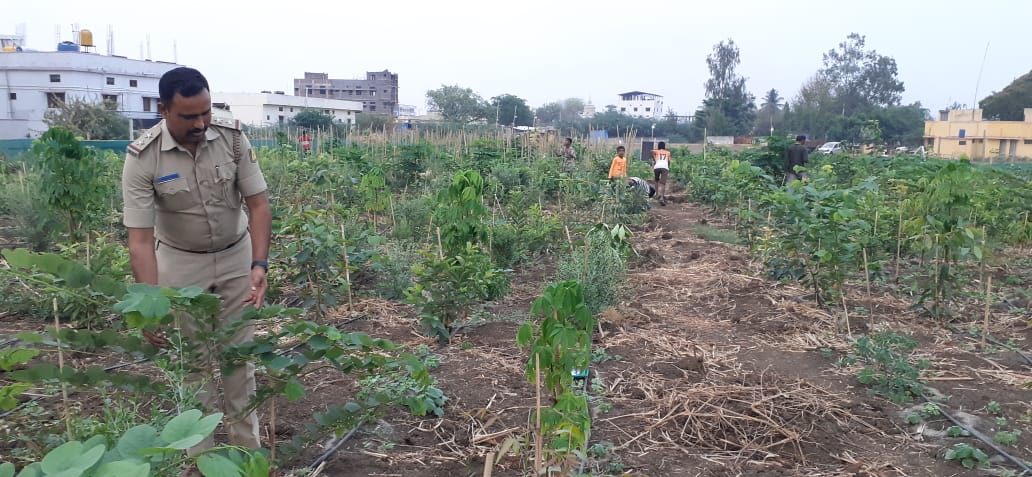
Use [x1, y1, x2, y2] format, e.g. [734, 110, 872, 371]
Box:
[211, 92, 363, 127]
[0, 49, 181, 139]
[616, 91, 664, 119]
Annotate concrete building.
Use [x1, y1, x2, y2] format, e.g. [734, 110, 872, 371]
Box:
[616, 91, 664, 119]
[581, 101, 596, 118]
[211, 92, 362, 127]
[0, 48, 181, 139]
[293, 70, 398, 116]
[924, 108, 1032, 160]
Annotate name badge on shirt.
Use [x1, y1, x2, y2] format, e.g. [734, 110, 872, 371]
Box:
[156, 173, 180, 184]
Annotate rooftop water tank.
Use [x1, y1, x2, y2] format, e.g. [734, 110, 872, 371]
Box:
[79, 29, 94, 47]
[57, 41, 80, 52]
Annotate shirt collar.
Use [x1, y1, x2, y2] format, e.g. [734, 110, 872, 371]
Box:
[159, 121, 219, 151]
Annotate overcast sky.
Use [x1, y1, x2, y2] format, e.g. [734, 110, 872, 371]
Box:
[8, 0, 1031, 116]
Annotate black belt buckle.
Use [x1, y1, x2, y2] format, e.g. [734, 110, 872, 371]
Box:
[161, 234, 245, 254]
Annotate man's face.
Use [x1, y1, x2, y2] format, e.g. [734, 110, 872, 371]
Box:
[617, 149, 625, 158]
[159, 89, 212, 146]
[563, 139, 571, 148]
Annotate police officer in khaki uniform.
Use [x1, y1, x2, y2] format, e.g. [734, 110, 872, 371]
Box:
[121, 67, 271, 453]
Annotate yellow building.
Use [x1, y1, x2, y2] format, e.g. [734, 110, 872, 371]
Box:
[924, 108, 1032, 161]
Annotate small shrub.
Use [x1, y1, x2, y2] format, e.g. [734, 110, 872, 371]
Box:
[843, 331, 929, 403]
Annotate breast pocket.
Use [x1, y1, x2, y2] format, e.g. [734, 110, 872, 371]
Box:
[215, 161, 242, 208]
[155, 179, 194, 211]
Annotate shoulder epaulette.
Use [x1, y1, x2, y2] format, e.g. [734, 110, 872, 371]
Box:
[210, 121, 240, 131]
[127, 124, 162, 156]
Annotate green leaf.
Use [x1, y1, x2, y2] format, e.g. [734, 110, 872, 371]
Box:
[283, 378, 305, 401]
[115, 424, 160, 458]
[241, 451, 270, 477]
[40, 441, 105, 475]
[516, 323, 533, 347]
[159, 410, 222, 450]
[197, 453, 243, 477]
[13, 463, 41, 477]
[0, 463, 14, 477]
[94, 461, 150, 477]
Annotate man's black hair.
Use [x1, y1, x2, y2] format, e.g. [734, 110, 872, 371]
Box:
[796, 135, 806, 143]
[565, 137, 573, 143]
[159, 67, 210, 106]
[658, 141, 666, 149]
[617, 145, 625, 151]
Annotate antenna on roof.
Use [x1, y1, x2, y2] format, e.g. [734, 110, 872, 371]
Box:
[146, 34, 151, 60]
[173, 40, 177, 63]
[972, 41, 990, 110]
[107, 25, 114, 55]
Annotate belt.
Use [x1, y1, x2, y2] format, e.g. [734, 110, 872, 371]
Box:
[159, 233, 246, 254]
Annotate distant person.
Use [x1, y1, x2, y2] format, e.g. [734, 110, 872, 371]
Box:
[559, 137, 577, 172]
[651, 141, 671, 204]
[608, 146, 628, 180]
[299, 132, 312, 155]
[784, 135, 809, 184]
[628, 176, 656, 210]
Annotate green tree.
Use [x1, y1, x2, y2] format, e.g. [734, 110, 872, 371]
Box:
[820, 33, 904, 115]
[535, 102, 562, 125]
[754, 88, 785, 135]
[694, 39, 756, 136]
[43, 99, 130, 140]
[30, 127, 115, 240]
[490, 94, 534, 127]
[356, 113, 396, 131]
[425, 85, 489, 123]
[561, 98, 586, 121]
[289, 110, 336, 131]
[979, 70, 1032, 121]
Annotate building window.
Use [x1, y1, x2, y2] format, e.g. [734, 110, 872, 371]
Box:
[46, 92, 66, 108]
[266, 115, 270, 120]
[102, 94, 118, 110]
[143, 97, 153, 112]
[319, 89, 326, 95]
[129, 79, 138, 87]
[959, 140, 967, 145]
[106, 77, 115, 85]
[290, 108, 294, 112]
[278, 106, 283, 111]
[645, 107, 651, 112]
[1024, 139, 1032, 145]
[278, 115, 285, 123]
[633, 107, 638, 112]
[306, 88, 312, 95]
[925, 138, 934, 146]
[620, 107, 626, 112]
[324, 109, 330, 114]
[8, 93, 15, 100]
[49, 74, 61, 83]
[355, 90, 362, 96]
[370, 106, 376, 111]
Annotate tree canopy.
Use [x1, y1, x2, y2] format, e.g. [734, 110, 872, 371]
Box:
[693, 39, 756, 136]
[425, 85, 489, 123]
[289, 110, 337, 131]
[979, 70, 1032, 121]
[43, 99, 130, 140]
[490, 94, 534, 127]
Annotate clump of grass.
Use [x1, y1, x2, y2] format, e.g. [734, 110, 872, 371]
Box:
[691, 225, 744, 245]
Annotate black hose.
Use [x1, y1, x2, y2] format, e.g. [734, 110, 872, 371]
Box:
[307, 422, 363, 470]
[922, 394, 1032, 474]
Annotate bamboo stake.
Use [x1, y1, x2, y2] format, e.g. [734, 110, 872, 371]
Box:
[436, 227, 444, 259]
[269, 397, 277, 464]
[483, 451, 495, 477]
[340, 224, 354, 311]
[841, 292, 852, 339]
[982, 275, 992, 350]
[53, 298, 71, 440]
[533, 353, 543, 475]
[894, 207, 904, 282]
[388, 194, 397, 230]
[862, 248, 872, 299]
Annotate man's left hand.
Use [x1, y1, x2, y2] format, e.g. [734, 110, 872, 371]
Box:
[243, 266, 267, 309]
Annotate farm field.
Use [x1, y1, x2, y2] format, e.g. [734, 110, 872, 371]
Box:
[1, 129, 1032, 477]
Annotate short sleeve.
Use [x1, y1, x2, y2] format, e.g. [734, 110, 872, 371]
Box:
[236, 133, 268, 197]
[121, 152, 156, 228]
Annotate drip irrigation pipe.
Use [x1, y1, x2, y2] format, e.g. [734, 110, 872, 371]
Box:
[0, 355, 153, 419]
[921, 394, 1032, 474]
[948, 325, 1032, 367]
[306, 422, 363, 471]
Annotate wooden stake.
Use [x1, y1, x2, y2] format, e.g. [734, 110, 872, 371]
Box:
[841, 292, 852, 339]
[436, 227, 444, 259]
[340, 224, 354, 311]
[982, 275, 992, 350]
[533, 353, 543, 476]
[483, 451, 495, 477]
[388, 194, 397, 230]
[269, 397, 277, 464]
[894, 207, 904, 282]
[53, 298, 71, 440]
[862, 248, 872, 299]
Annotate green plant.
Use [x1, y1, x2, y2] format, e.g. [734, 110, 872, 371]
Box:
[945, 426, 971, 437]
[993, 430, 1020, 446]
[0, 409, 269, 477]
[273, 207, 350, 316]
[944, 442, 990, 469]
[405, 243, 508, 344]
[30, 127, 116, 241]
[986, 401, 1002, 415]
[844, 332, 929, 403]
[556, 226, 627, 315]
[517, 281, 595, 400]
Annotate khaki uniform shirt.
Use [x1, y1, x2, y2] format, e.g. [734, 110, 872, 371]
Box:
[122, 121, 267, 252]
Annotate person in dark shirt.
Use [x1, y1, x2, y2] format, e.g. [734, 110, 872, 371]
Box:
[784, 135, 809, 184]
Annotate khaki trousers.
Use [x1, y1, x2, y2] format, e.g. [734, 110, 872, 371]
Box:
[156, 235, 260, 453]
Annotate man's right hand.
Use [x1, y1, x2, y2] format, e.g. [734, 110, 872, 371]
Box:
[143, 328, 169, 349]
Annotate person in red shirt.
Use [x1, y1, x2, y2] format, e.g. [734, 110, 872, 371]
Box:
[299, 132, 312, 156]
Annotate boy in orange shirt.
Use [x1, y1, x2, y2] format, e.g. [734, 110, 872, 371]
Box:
[608, 146, 628, 180]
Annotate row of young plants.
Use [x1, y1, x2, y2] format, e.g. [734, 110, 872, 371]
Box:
[677, 143, 1032, 318]
[0, 128, 645, 474]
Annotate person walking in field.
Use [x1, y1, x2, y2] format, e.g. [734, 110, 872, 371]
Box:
[560, 137, 577, 172]
[121, 67, 270, 457]
[608, 146, 628, 180]
[651, 141, 671, 205]
[784, 135, 809, 184]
